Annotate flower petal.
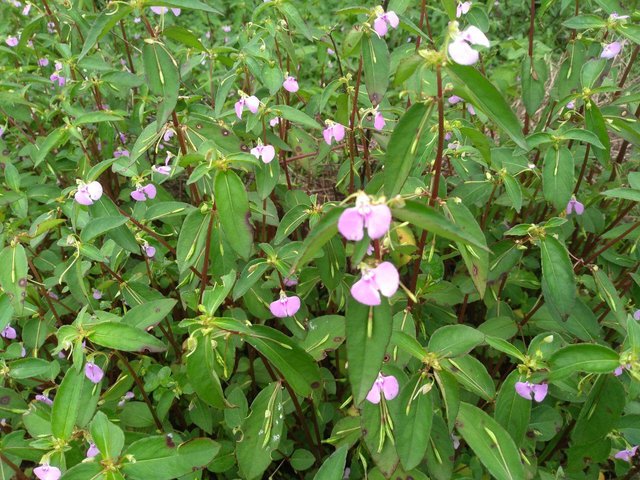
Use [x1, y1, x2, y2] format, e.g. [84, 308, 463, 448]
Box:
[338, 207, 365, 241]
[284, 295, 301, 316]
[351, 277, 381, 306]
[373, 17, 388, 37]
[386, 11, 399, 28]
[245, 95, 260, 113]
[143, 184, 157, 199]
[131, 189, 146, 202]
[270, 299, 289, 318]
[514, 381, 533, 400]
[323, 126, 333, 145]
[235, 100, 244, 119]
[84, 362, 104, 383]
[87, 181, 103, 201]
[374, 112, 385, 130]
[381, 374, 399, 400]
[332, 123, 346, 142]
[462, 25, 490, 47]
[373, 262, 399, 298]
[34, 465, 62, 480]
[75, 190, 93, 206]
[532, 383, 548, 402]
[365, 204, 392, 239]
[448, 39, 479, 66]
[261, 145, 276, 163]
[366, 383, 382, 404]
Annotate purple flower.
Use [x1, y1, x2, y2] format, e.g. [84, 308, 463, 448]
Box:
[153, 154, 172, 175]
[366, 243, 374, 256]
[35, 394, 53, 405]
[566, 100, 575, 109]
[118, 391, 134, 407]
[366, 373, 399, 404]
[74, 181, 103, 206]
[34, 464, 61, 480]
[283, 276, 298, 287]
[92, 289, 102, 300]
[269, 117, 280, 127]
[50, 72, 66, 87]
[351, 262, 399, 306]
[6, 36, 19, 47]
[283, 76, 299, 93]
[515, 381, 548, 402]
[1, 325, 17, 339]
[113, 148, 130, 158]
[614, 364, 631, 376]
[86, 443, 100, 458]
[0, 126, 4, 138]
[222, 25, 231, 33]
[269, 293, 301, 318]
[163, 129, 175, 142]
[327, 47, 335, 55]
[634, 309, 640, 321]
[131, 184, 157, 202]
[38, 57, 49, 67]
[615, 446, 638, 462]
[250, 144, 276, 164]
[22, 3, 31, 15]
[448, 95, 463, 105]
[143, 242, 156, 258]
[374, 112, 385, 130]
[601, 41, 622, 59]
[234, 95, 260, 119]
[150, 6, 180, 15]
[323, 122, 346, 145]
[456, 1, 472, 17]
[84, 362, 104, 384]
[448, 25, 490, 66]
[54, 61, 62, 71]
[609, 12, 629, 21]
[444, 132, 452, 141]
[566, 197, 584, 215]
[47, 22, 55, 33]
[467, 104, 476, 115]
[338, 192, 392, 241]
[373, 10, 399, 37]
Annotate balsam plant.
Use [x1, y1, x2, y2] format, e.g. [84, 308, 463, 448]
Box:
[0, 0, 639, 479]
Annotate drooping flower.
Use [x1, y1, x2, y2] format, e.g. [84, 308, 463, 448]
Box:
[85, 362, 104, 384]
[601, 41, 622, 59]
[1, 325, 17, 339]
[75, 181, 103, 206]
[366, 373, 399, 404]
[566, 197, 584, 215]
[143, 242, 156, 258]
[131, 184, 157, 202]
[373, 9, 399, 37]
[38, 57, 49, 67]
[234, 94, 260, 119]
[153, 153, 172, 175]
[283, 76, 299, 93]
[448, 95, 463, 105]
[250, 143, 276, 164]
[374, 112, 385, 130]
[86, 443, 100, 458]
[338, 192, 392, 241]
[163, 128, 175, 142]
[456, 1, 472, 17]
[615, 446, 638, 462]
[323, 121, 346, 145]
[35, 394, 53, 405]
[614, 364, 631, 376]
[34, 464, 61, 480]
[351, 262, 399, 306]
[269, 293, 301, 318]
[448, 25, 490, 66]
[6, 36, 19, 47]
[514, 381, 548, 402]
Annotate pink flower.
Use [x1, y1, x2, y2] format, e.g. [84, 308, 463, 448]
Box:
[514, 381, 548, 402]
[327, 48, 335, 55]
[34, 464, 61, 480]
[35, 394, 53, 405]
[448, 95, 463, 105]
[75, 181, 103, 206]
[234, 95, 260, 119]
[373, 10, 399, 37]
[566, 100, 575, 109]
[323, 122, 346, 145]
[131, 184, 157, 202]
[222, 25, 231, 33]
[456, 1, 472, 17]
[153, 154, 172, 175]
[85, 362, 104, 384]
[92, 289, 102, 300]
[38, 57, 49, 66]
[1, 325, 16, 339]
[351, 262, 399, 306]
[113, 148, 129, 158]
[283, 276, 298, 287]
[22, 3, 31, 15]
[374, 112, 385, 130]
[269, 293, 301, 318]
[6, 36, 19, 47]
[615, 446, 638, 462]
[269, 117, 280, 127]
[634, 309, 640, 321]
[467, 104, 476, 115]
[143, 242, 156, 258]
[0, 126, 4, 138]
[283, 76, 299, 93]
[250, 144, 276, 164]
[86, 443, 100, 458]
[163, 128, 175, 142]
[614, 364, 631, 376]
[444, 132, 452, 141]
[448, 25, 490, 65]
[338, 192, 391, 241]
[150, 6, 180, 15]
[566, 198, 584, 215]
[366, 373, 399, 403]
[609, 12, 629, 21]
[601, 41, 622, 59]
[118, 391, 135, 407]
[50, 72, 66, 87]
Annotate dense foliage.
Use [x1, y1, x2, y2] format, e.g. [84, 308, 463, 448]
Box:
[0, 0, 639, 478]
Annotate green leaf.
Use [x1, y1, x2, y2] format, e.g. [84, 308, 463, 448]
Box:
[561, 128, 605, 148]
[346, 298, 393, 404]
[80, 216, 128, 243]
[73, 111, 125, 126]
[52, 368, 85, 441]
[313, 446, 348, 480]
[383, 103, 433, 197]
[456, 402, 525, 480]
[521, 57, 548, 115]
[143, 41, 180, 128]
[89, 197, 139, 253]
[539, 235, 576, 316]
[122, 299, 177, 330]
[0, 244, 28, 316]
[274, 204, 310, 245]
[503, 173, 523, 213]
[391, 200, 490, 252]
[272, 105, 321, 130]
[236, 383, 284, 480]
[542, 146, 574, 210]
[601, 187, 640, 202]
[79, 5, 133, 60]
[572, 375, 624, 445]
[122, 436, 220, 480]
[90, 411, 125, 460]
[592, 267, 626, 323]
[494, 371, 531, 446]
[291, 205, 343, 271]
[214, 170, 253, 260]
[33, 127, 70, 167]
[562, 14, 608, 29]
[584, 101, 610, 165]
[362, 34, 390, 105]
[176, 209, 209, 273]
[548, 344, 619, 380]
[444, 355, 495, 400]
[87, 322, 167, 353]
[186, 332, 225, 409]
[162, 26, 206, 51]
[428, 325, 484, 358]
[143, 0, 221, 15]
[446, 64, 528, 151]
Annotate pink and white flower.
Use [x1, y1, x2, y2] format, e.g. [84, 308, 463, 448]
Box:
[86, 443, 100, 458]
[283, 76, 299, 93]
[75, 181, 103, 206]
[601, 41, 622, 59]
[269, 293, 301, 318]
[366, 373, 399, 403]
[34, 464, 61, 480]
[323, 121, 346, 145]
[448, 25, 490, 66]
[6, 36, 19, 47]
[131, 184, 157, 202]
[235, 94, 260, 119]
[338, 192, 392, 241]
[515, 381, 548, 402]
[351, 262, 399, 306]
[85, 362, 104, 384]
[456, 1, 472, 17]
[373, 9, 399, 37]
[250, 143, 276, 164]
[615, 446, 638, 462]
